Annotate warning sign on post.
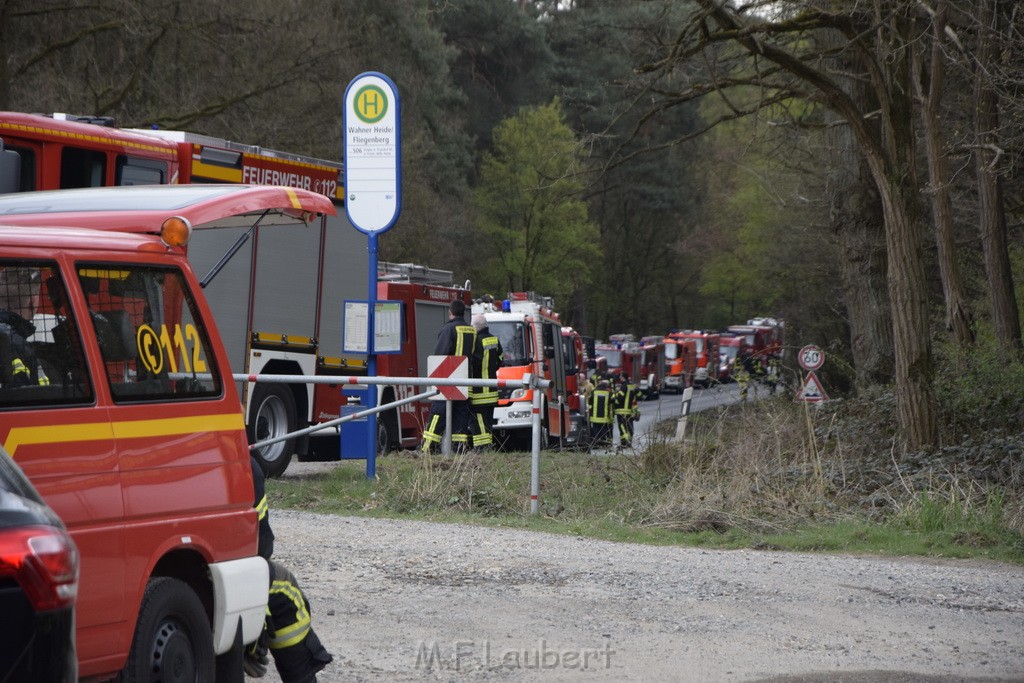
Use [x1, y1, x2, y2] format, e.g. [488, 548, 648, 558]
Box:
[427, 355, 469, 401]
[796, 371, 829, 402]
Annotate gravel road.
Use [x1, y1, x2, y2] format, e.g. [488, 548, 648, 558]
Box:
[257, 467, 1024, 683]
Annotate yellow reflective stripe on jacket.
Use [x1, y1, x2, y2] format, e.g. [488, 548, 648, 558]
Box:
[454, 324, 475, 356]
[470, 335, 502, 405]
[256, 494, 269, 522]
[268, 579, 311, 649]
[11, 358, 29, 378]
[589, 389, 613, 423]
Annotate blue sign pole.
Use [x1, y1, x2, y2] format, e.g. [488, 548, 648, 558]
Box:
[344, 71, 401, 479]
[365, 233, 378, 479]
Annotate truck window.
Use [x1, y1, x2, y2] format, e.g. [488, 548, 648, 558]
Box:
[116, 156, 167, 186]
[77, 264, 222, 401]
[0, 262, 93, 406]
[0, 142, 35, 192]
[60, 147, 105, 188]
[561, 336, 578, 374]
[489, 321, 528, 366]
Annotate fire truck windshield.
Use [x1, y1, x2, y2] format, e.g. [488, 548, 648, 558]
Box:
[489, 321, 528, 366]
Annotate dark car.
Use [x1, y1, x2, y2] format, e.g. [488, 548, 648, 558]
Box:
[0, 445, 78, 682]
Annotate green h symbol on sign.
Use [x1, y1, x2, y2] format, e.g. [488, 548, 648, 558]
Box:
[355, 86, 388, 124]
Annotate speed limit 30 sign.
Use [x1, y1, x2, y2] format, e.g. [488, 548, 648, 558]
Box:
[799, 345, 825, 371]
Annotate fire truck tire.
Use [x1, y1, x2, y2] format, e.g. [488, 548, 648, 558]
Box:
[377, 410, 398, 455]
[121, 577, 215, 682]
[247, 383, 297, 478]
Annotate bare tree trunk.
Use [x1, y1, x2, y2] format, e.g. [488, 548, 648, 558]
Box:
[974, 0, 1022, 352]
[827, 29, 894, 388]
[914, 2, 975, 347]
[830, 155, 893, 388]
[852, 18, 937, 451]
[694, 0, 939, 450]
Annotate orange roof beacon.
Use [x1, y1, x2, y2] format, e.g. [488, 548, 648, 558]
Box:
[0, 183, 339, 679]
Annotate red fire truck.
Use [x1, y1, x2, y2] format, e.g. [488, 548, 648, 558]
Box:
[595, 334, 640, 382]
[727, 319, 783, 363]
[667, 330, 721, 386]
[473, 293, 584, 450]
[0, 185, 324, 679]
[663, 334, 698, 393]
[0, 111, 464, 475]
[637, 335, 666, 399]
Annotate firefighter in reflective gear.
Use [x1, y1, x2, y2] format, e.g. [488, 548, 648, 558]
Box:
[0, 266, 50, 387]
[587, 377, 614, 448]
[421, 299, 476, 453]
[734, 349, 758, 401]
[613, 373, 639, 449]
[246, 458, 332, 682]
[467, 314, 503, 450]
[764, 356, 782, 395]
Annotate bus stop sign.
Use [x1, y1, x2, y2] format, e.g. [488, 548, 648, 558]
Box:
[343, 72, 401, 235]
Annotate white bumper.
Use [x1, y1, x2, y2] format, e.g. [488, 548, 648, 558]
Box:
[494, 403, 532, 431]
[210, 556, 269, 654]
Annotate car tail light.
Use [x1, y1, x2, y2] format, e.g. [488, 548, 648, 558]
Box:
[0, 525, 79, 610]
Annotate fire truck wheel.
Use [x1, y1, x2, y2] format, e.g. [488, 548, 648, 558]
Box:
[377, 411, 397, 455]
[121, 577, 215, 682]
[248, 383, 297, 478]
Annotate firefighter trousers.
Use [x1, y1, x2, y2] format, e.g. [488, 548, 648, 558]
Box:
[421, 400, 471, 452]
[265, 560, 333, 683]
[468, 402, 497, 449]
[615, 413, 632, 447]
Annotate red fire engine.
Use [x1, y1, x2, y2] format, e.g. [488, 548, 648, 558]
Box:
[473, 293, 584, 449]
[0, 111, 464, 475]
[595, 334, 643, 385]
[595, 334, 662, 397]
[718, 334, 749, 382]
[663, 334, 698, 393]
[667, 330, 721, 386]
[638, 335, 666, 399]
[0, 185, 327, 679]
[727, 318, 783, 363]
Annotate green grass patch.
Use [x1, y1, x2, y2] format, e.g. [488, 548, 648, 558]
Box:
[267, 442, 1024, 565]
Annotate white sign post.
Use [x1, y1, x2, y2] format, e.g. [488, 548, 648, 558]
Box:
[674, 386, 694, 441]
[343, 72, 401, 477]
[344, 72, 401, 235]
[797, 345, 828, 402]
[798, 345, 825, 372]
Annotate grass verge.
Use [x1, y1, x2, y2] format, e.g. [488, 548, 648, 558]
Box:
[267, 408, 1024, 566]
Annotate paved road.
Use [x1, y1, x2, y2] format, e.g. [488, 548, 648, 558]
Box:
[623, 381, 743, 447]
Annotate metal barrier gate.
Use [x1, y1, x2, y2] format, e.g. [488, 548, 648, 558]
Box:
[233, 372, 551, 513]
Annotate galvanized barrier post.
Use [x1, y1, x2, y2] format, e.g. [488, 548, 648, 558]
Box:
[529, 373, 541, 514]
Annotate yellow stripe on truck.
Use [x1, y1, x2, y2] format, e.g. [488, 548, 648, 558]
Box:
[5, 413, 244, 456]
[285, 187, 301, 209]
[191, 158, 243, 182]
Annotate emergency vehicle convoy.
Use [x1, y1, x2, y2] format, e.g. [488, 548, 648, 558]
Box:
[0, 184, 329, 679]
[473, 293, 586, 450]
[0, 111, 470, 476]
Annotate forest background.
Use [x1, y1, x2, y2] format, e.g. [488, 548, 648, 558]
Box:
[1, 0, 1022, 453]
